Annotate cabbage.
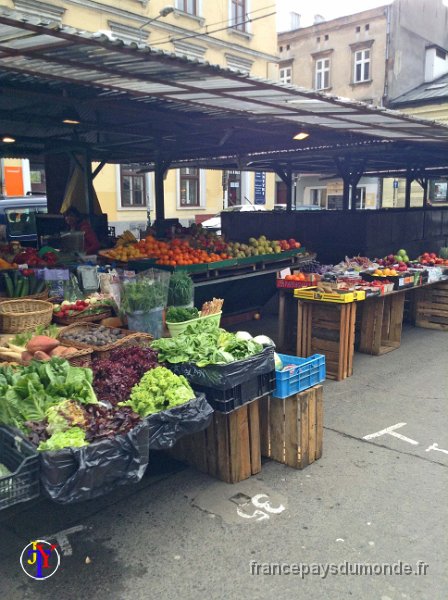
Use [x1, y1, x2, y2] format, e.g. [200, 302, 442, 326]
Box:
[235, 331, 253, 341]
[253, 335, 276, 348]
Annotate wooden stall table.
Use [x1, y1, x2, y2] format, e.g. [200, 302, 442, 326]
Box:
[296, 299, 357, 381]
[358, 291, 406, 355]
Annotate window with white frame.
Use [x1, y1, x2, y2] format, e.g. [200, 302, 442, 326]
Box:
[180, 168, 200, 207]
[231, 0, 246, 32]
[120, 166, 147, 208]
[176, 0, 197, 15]
[279, 66, 292, 84]
[353, 48, 371, 83]
[315, 58, 330, 90]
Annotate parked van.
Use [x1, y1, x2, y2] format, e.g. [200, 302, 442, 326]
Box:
[0, 195, 47, 243]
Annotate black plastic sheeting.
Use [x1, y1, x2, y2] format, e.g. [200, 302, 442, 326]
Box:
[169, 346, 275, 389]
[39, 420, 149, 504]
[146, 395, 213, 451]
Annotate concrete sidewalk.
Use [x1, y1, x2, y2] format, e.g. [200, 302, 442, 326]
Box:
[0, 324, 447, 600]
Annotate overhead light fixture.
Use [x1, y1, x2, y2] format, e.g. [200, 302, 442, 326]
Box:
[2, 136, 16, 143]
[61, 108, 81, 125]
[293, 132, 310, 141]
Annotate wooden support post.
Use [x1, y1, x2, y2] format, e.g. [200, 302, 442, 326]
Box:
[405, 173, 413, 209]
[154, 160, 167, 222]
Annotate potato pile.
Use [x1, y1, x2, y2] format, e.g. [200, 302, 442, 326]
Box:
[61, 326, 125, 347]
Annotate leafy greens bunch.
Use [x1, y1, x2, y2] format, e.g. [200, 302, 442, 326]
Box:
[151, 320, 263, 367]
[0, 358, 97, 431]
[120, 366, 194, 416]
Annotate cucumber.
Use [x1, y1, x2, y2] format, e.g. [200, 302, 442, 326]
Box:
[28, 275, 36, 295]
[35, 279, 46, 294]
[11, 270, 18, 291]
[14, 279, 23, 298]
[3, 273, 14, 298]
[22, 278, 29, 297]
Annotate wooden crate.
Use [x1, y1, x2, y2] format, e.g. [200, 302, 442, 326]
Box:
[259, 386, 323, 469]
[414, 281, 448, 330]
[358, 293, 406, 355]
[170, 400, 261, 484]
[296, 300, 356, 380]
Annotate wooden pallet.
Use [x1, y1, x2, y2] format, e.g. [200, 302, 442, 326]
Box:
[296, 300, 356, 380]
[259, 386, 323, 469]
[414, 281, 448, 330]
[170, 400, 262, 483]
[359, 293, 406, 355]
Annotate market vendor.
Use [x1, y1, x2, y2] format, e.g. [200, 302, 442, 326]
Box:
[63, 206, 101, 254]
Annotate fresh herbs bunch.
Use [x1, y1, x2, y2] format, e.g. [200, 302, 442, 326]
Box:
[165, 306, 199, 323]
[121, 279, 167, 313]
[167, 272, 193, 307]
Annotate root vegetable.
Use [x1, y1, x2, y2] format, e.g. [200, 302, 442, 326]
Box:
[27, 336, 60, 354]
[21, 351, 34, 364]
[33, 351, 51, 361]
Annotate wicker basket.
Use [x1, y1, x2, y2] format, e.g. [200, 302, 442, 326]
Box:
[58, 323, 153, 357]
[0, 299, 53, 333]
[52, 308, 112, 326]
[66, 348, 93, 368]
[92, 332, 153, 360]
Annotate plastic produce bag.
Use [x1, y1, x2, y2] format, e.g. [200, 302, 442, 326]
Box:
[169, 346, 275, 389]
[146, 395, 213, 450]
[39, 421, 149, 504]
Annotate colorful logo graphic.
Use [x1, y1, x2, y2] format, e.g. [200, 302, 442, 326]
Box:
[20, 540, 60, 580]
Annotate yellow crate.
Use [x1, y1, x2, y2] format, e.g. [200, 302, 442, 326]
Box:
[294, 287, 365, 303]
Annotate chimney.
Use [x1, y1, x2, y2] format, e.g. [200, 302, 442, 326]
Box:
[314, 14, 325, 24]
[289, 12, 301, 30]
[425, 46, 448, 82]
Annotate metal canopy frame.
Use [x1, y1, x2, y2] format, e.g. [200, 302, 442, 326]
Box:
[0, 11, 448, 183]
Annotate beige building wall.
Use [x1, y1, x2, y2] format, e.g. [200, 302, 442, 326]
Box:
[278, 7, 388, 104]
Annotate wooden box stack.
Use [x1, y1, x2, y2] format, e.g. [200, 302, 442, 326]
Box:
[259, 386, 323, 469]
[170, 400, 261, 484]
[359, 294, 406, 355]
[296, 300, 356, 380]
[414, 281, 448, 330]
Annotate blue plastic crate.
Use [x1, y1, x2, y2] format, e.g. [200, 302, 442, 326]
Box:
[273, 354, 326, 398]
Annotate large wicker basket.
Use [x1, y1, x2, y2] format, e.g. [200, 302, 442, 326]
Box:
[66, 348, 93, 368]
[57, 323, 153, 358]
[0, 299, 53, 333]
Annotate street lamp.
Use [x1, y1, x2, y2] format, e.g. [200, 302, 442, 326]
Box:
[137, 6, 174, 42]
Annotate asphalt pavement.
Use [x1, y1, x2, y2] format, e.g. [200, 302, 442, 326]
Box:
[0, 322, 447, 600]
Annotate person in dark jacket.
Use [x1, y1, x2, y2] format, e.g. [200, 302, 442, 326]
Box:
[63, 207, 101, 254]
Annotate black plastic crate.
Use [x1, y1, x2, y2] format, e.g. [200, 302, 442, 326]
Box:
[191, 369, 276, 413]
[0, 427, 40, 511]
[361, 271, 415, 291]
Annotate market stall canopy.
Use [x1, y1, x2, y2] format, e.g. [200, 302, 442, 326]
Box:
[1, 11, 448, 176]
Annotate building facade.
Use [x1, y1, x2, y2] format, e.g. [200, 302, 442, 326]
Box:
[0, 0, 278, 233]
[277, 0, 448, 209]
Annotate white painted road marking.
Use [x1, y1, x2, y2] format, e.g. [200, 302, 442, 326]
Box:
[236, 493, 286, 521]
[363, 423, 419, 445]
[425, 443, 448, 455]
[41, 525, 87, 556]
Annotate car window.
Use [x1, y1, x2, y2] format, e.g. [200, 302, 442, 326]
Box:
[5, 207, 39, 237]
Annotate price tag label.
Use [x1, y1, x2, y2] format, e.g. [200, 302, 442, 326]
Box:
[279, 267, 291, 279]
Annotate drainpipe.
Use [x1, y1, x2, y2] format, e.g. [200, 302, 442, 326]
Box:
[382, 4, 392, 107]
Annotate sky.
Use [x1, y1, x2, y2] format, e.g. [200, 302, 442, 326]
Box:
[277, 0, 448, 30]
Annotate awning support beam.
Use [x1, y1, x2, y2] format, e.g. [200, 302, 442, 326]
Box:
[154, 158, 172, 224]
[274, 165, 293, 210]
